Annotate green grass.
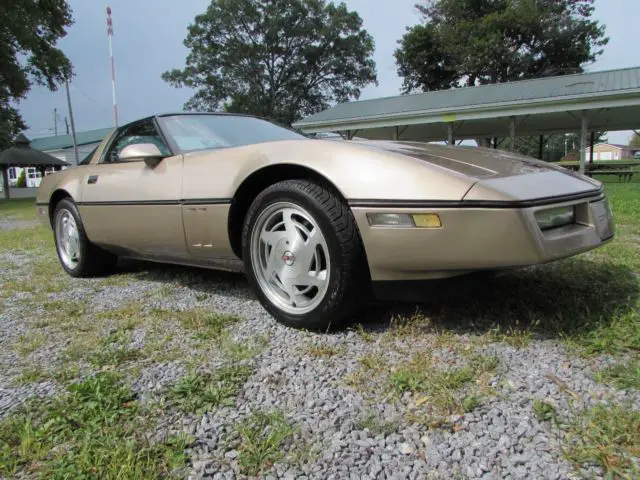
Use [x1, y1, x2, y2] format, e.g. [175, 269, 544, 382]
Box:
[236, 410, 294, 476]
[167, 364, 253, 414]
[0, 372, 190, 479]
[386, 351, 500, 416]
[533, 399, 557, 422]
[12, 333, 46, 357]
[353, 411, 399, 436]
[0, 198, 37, 220]
[0, 225, 51, 253]
[13, 366, 49, 385]
[173, 309, 242, 340]
[563, 404, 639, 479]
[596, 361, 640, 390]
[305, 343, 345, 358]
[88, 329, 143, 368]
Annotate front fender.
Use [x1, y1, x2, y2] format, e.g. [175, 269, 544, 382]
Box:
[231, 140, 475, 201]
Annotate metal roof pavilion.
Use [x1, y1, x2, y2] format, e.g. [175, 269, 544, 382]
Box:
[29, 127, 114, 152]
[293, 66, 640, 173]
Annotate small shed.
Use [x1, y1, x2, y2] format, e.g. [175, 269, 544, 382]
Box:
[0, 134, 70, 200]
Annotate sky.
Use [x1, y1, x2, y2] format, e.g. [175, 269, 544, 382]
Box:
[18, 0, 640, 145]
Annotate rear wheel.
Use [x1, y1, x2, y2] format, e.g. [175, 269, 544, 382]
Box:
[242, 179, 370, 330]
[53, 198, 117, 277]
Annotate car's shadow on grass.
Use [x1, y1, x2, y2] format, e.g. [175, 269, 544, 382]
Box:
[114, 257, 638, 344]
[353, 258, 639, 344]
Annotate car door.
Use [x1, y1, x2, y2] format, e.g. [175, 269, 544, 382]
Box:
[78, 117, 189, 259]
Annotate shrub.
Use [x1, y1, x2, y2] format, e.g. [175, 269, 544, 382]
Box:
[16, 169, 26, 188]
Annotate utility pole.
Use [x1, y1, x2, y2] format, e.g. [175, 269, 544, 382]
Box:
[54, 108, 58, 136]
[106, 6, 118, 127]
[64, 117, 69, 135]
[65, 78, 79, 165]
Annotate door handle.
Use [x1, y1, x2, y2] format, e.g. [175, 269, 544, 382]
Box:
[87, 175, 98, 184]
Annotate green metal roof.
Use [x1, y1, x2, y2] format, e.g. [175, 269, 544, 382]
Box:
[293, 66, 640, 131]
[29, 127, 114, 152]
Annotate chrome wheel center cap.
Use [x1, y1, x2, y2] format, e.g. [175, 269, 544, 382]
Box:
[281, 250, 296, 266]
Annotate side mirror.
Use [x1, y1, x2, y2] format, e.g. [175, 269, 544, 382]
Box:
[119, 143, 166, 167]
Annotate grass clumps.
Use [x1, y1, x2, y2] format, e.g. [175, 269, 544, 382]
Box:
[0, 372, 190, 479]
[305, 343, 345, 358]
[563, 404, 639, 479]
[353, 411, 399, 436]
[596, 361, 640, 390]
[12, 333, 46, 357]
[175, 309, 242, 340]
[389, 352, 499, 416]
[88, 329, 143, 368]
[236, 410, 294, 476]
[532, 399, 557, 422]
[168, 364, 253, 414]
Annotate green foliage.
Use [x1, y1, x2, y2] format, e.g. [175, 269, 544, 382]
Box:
[15, 169, 26, 188]
[0, 0, 74, 149]
[174, 308, 241, 340]
[395, 0, 608, 93]
[391, 362, 474, 394]
[630, 133, 640, 148]
[0, 372, 189, 478]
[596, 361, 640, 390]
[563, 404, 639, 479]
[511, 132, 607, 162]
[353, 411, 399, 436]
[163, 0, 377, 126]
[532, 399, 557, 422]
[168, 364, 253, 413]
[236, 410, 294, 476]
[88, 329, 142, 368]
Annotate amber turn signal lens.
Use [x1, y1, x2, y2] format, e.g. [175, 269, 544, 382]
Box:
[412, 213, 442, 228]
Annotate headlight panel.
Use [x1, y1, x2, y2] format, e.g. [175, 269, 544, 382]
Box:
[535, 205, 575, 231]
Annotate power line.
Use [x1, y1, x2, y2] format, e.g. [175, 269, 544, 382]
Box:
[70, 83, 112, 116]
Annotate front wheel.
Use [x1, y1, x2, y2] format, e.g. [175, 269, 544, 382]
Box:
[242, 179, 370, 330]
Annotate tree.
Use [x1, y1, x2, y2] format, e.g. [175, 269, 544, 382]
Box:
[630, 133, 640, 148]
[163, 0, 377, 126]
[510, 132, 606, 162]
[16, 169, 26, 188]
[0, 0, 74, 150]
[395, 0, 608, 93]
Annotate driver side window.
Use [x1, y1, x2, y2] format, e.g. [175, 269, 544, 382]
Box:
[102, 119, 171, 163]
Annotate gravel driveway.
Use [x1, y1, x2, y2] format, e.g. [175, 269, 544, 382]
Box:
[1, 218, 638, 479]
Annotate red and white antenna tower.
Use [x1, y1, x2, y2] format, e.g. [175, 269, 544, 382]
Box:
[106, 6, 118, 127]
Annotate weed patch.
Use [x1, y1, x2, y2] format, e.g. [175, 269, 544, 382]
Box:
[168, 364, 252, 414]
[306, 343, 345, 358]
[563, 404, 639, 479]
[0, 372, 190, 478]
[533, 399, 557, 422]
[236, 410, 294, 476]
[353, 411, 398, 436]
[596, 361, 640, 390]
[174, 309, 241, 340]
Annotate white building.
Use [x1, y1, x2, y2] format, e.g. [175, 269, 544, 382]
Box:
[5, 127, 113, 188]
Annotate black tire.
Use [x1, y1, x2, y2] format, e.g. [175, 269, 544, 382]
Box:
[53, 198, 118, 277]
[241, 179, 371, 330]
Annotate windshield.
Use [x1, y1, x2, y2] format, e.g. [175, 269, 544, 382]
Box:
[158, 114, 306, 153]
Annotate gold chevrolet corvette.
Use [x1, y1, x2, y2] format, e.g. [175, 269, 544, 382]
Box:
[36, 113, 614, 330]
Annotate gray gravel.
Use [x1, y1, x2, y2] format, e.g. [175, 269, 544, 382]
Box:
[1, 223, 638, 479]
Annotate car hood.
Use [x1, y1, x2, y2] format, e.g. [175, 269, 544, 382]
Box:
[350, 140, 555, 178]
[348, 139, 602, 202]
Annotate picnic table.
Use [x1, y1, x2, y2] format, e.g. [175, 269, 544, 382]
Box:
[557, 161, 640, 182]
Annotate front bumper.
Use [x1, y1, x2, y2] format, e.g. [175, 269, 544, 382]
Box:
[352, 194, 614, 281]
